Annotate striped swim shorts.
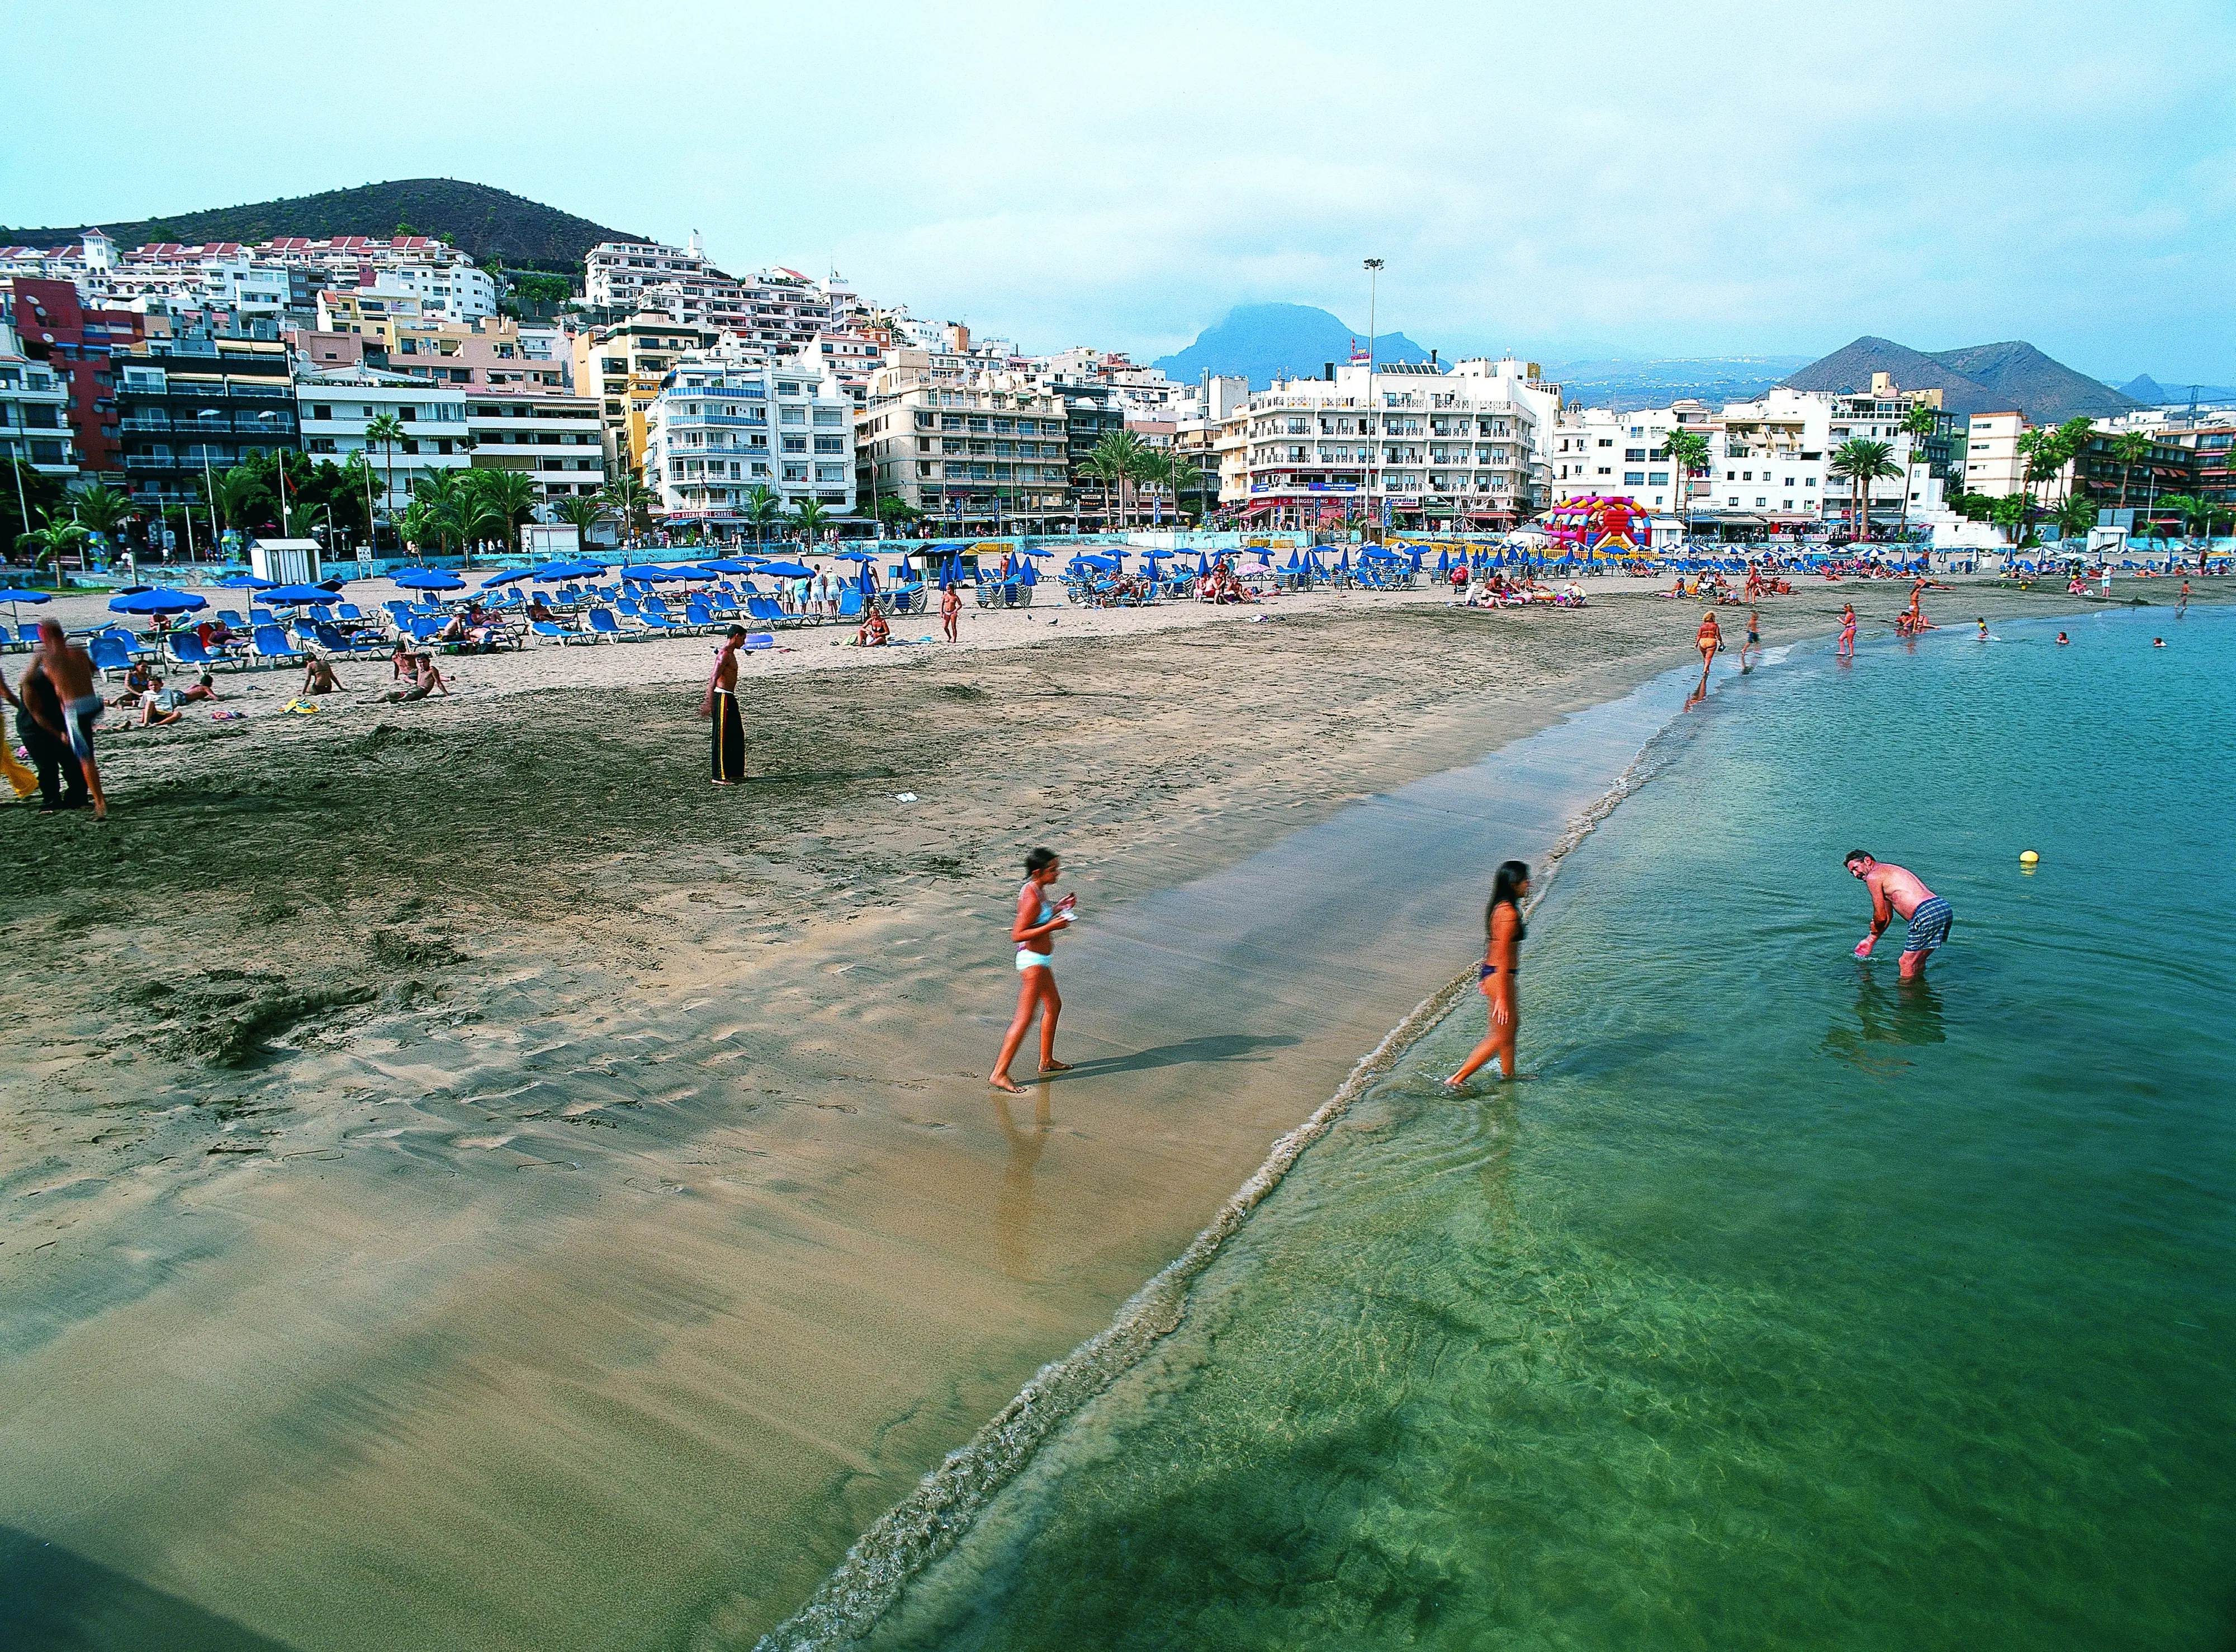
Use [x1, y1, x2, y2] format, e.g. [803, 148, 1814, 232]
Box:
[1902, 895, 1954, 954]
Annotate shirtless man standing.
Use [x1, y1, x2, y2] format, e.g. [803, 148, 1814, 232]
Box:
[1845, 850, 1953, 981]
[700, 624, 748, 783]
[35, 620, 107, 820]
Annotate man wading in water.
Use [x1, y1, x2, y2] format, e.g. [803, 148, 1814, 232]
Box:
[1845, 851, 1953, 982]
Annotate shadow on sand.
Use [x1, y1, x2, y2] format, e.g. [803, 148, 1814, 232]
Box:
[0, 1527, 297, 1652]
[1052, 1033, 1301, 1080]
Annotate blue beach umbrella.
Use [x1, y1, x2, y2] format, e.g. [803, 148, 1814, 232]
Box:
[1196, 553, 1211, 577]
[212, 572, 276, 591]
[754, 559, 816, 580]
[0, 586, 51, 632]
[262, 583, 342, 604]
[393, 567, 464, 591]
[696, 558, 760, 575]
[108, 587, 208, 616]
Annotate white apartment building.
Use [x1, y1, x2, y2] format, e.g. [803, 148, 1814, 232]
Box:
[855, 358, 1073, 525]
[1957, 411, 2030, 498]
[465, 392, 606, 508]
[295, 368, 472, 516]
[1226, 355, 1557, 528]
[1548, 401, 1722, 513]
[643, 347, 856, 520]
[0, 316, 75, 477]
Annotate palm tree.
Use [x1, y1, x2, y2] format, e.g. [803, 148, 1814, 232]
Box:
[2153, 493, 2207, 550]
[394, 499, 440, 563]
[741, 483, 781, 544]
[789, 498, 831, 545]
[456, 493, 508, 563]
[2111, 430, 2152, 511]
[67, 480, 136, 546]
[2054, 489, 2097, 541]
[1988, 492, 2031, 547]
[555, 494, 607, 550]
[2050, 417, 2095, 509]
[214, 464, 273, 534]
[1897, 404, 1939, 543]
[598, 473, 653, 545]
[363, 413, 406, 543]
[1086, 429, 1148, 530]
[469, 468, 538, 563]
[413, 469, 466, 561]
[1661, 428, 1712, 530]
[17, 512, 89, 588]
[1828, 438, 1901, 543]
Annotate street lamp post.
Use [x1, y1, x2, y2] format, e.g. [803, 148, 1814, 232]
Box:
[1363, 258, 1382, 544]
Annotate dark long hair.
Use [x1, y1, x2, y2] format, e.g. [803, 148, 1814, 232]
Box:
[1486, 860, 1529, 941]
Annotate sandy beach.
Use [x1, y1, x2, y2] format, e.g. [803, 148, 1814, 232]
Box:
[1, 572, 2212, 1650]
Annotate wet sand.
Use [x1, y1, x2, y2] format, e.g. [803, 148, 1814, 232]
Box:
[0, 577, 2199, 1650]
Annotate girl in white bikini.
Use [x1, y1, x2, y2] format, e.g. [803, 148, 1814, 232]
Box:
[991, 846, 1074, 1092]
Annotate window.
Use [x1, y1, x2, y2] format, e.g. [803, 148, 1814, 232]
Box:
[782, 436, 806, 453]
[812, 436, 843, 453]
[312, 405, 332, 420]
[1623, 471, 1645, 486]
[780, 406, 804, 424]
[1648, 471, 1669, 485]
[1597, 438, 1613, 448]
[1625, 448, 1646, 462]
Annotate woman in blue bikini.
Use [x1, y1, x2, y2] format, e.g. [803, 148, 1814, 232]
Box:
[991, 846, 1074, 1093]
[1448, 860, 1529, 1087]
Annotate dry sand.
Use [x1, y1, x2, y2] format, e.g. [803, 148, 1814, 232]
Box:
[0, 573, 2206, 1650]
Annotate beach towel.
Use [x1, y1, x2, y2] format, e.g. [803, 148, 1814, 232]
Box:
[1, 740, 36, 800]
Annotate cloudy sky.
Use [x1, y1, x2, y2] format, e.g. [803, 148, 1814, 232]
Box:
[7, 0, 2233, 380]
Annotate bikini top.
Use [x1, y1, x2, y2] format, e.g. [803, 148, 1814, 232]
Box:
[1480, 901, 1526, 975]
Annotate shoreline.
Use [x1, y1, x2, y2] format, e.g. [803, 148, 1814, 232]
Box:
[3, 582, 2220, 1651]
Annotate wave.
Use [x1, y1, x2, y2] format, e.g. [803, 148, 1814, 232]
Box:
[750, 695, 1704, 1652]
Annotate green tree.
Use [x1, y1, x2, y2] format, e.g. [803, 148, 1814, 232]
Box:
[598, 472, 654, 543]
[16, 511, 89, 587]
[465, 467, 538, 561]
[394, 498, 441, 562]
[1988, 492, 2033, 546]
[1828, 438, 1902, 542]
[65, 480, 136, 543]
[411, 468, 466, 558]
[555, 493, 608, 548]
[873, 495, 923, 535]
[2050, 417, 2095, 506]
[1897, 404, 1939, 542]
[1661, 428, 1712, 525]
[2153, 493, 2207, 545]
[2110, 430, 2152, 511]
[741, 483, 781, 544]
[1, 458, 66, 552]
[1087, 429, 1148, 529]
[2054, 489, 2097, 540]
[789, 498, 832, 544]
[363, 413, 407, 547]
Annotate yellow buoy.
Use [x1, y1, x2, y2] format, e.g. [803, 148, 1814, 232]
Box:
[2019, 850, 2040, 867]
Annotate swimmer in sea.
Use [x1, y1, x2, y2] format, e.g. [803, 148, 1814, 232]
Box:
[2154, 637, 2166, 648]
[1845, 851, 1953, 982]
[2057, 632, 2070, 645]
[1976, 617, 1989, 642]
[1836, 602, 1857, 661]
[991, 846, 1073, 1093]
[1448, 860, 1529, 1086]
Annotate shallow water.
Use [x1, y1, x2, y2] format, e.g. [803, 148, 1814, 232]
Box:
[849, 607, 2236, 1651]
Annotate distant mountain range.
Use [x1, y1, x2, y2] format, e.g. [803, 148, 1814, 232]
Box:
[1539, 355, 1812, 410]
[2116, 373, 2236, 406]
[1153, 303, 1430, 388]
[0, 179, 639, 274]
[1782, 336, 2134, 423]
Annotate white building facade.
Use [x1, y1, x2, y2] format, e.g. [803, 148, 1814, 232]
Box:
[295, 368, 472, 516]
[643, 348, 857, 521]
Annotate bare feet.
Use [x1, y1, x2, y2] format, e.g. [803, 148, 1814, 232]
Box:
[989, 1074, 1025, 1094]
[1038, 1060, 1073, 1074]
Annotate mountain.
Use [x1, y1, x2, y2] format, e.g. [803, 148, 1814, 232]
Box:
[1782, 335, 2136, 423]
[1154, 303, 1431, 389]
[0, 179, 642, 275]
[2118, 373, 2236, 406]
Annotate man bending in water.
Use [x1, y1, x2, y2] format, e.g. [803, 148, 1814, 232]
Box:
[1845, 850, 1952, 981]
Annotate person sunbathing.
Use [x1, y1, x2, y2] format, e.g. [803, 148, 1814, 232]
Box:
[856, 605, 891, 647]
[524, 597, 556, 623]
[301, 654, 343, 696]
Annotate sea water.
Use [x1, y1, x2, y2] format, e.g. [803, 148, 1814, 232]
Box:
[845, 606, 2235, 1651]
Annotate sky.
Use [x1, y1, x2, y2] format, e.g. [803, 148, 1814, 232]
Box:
[5, 0, 2234, 381]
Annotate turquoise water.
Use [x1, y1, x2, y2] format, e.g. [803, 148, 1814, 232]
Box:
[848, 606, 2236, 1651]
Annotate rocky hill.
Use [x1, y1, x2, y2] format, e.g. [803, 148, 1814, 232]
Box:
[1154, 303, 1432, 390]
[1, 179, 642, 275]
[1783, 335, 2135, 423]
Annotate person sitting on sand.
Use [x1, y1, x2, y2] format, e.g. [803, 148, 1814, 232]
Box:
[109, 660, 156, 710]
[382, 653, 448, 702]
[856, 604, 890, 647]
[135, 671, 214, 727]
[301, 654, 343, 696]
[390, 639, 413, 680]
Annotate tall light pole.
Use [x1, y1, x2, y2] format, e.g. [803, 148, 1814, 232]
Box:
[1363, 258, 1382, 544]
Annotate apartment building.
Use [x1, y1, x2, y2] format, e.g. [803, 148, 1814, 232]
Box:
[291, 316, 570, 393]
[465, 392, 605, 507]
[2, 276, 151, 476]
[646, 347, 856, 520]
[0, 315, 75, 478]
[569, 314, 719, 478]
[1226, 356, 1556, 530]
[585, 237, 748, 327]
[294, 368, 472, 516]
[317, 283, 431, 334]
[114, 336, 297, 510]
[1549, 401, 1721, 512]
[854, 358, 1072, 529]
